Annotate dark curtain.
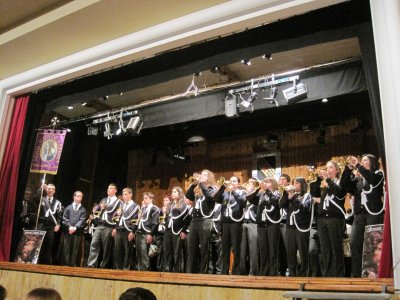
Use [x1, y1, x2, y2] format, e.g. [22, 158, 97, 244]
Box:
[358, 23, 385, 160]
[10, 94, 47, 260]
[358, 22, 391, 278]
[0, 96, 30, 261]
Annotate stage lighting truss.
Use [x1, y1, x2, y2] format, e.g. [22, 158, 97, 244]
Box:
[89, 110, 143, 138]
[227, 74, 307, 114]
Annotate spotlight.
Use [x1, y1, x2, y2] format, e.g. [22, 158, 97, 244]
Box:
[126, 115, 143, 136]
[103, 122, 113, 139]
[210, 66, 220, 73]
[283, 82, 308, 104]
[241, 59, 251, 66]
[87, 125, 99, 136]
[81, 102, 88, 106]
[225, 93, 239, 117]
[67, 105, 74, 110]
[103, 95, 109, 101]
[172, 153, 191, 162]
[115, 119, 126, 136]
[237, 92, 258, 111]
[262, 53, 272, 60]
[322, 98, 328, 103]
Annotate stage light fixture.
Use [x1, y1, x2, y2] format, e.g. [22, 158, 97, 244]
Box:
[283, 82, 308, 104]
[103, 122, 113, 139]
[322, 98, 328, 103]
[126, 115, 143, 136]
[115, 119, 126, 136]
[237, 91, 258, 112]
[87, 125, 99, 136]
[210, 66, 220, 73]
[81, 102, 88, 106]
[241, 59, 251, 66]
[262, 53, 272, 60]
[67, 105, 74, 110]
[224, 93, 239, 117]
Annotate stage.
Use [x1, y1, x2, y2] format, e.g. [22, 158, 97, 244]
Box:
[0, 262, 397, 300]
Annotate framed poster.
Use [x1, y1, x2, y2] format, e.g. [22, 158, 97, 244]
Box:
[14, 230, 46, 264]
[361, 224, 384, 278]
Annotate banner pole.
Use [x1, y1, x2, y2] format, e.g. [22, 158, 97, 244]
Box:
[34, 173, 47, 230]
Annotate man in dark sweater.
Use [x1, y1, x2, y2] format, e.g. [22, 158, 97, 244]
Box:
[61, 191, 87, 266]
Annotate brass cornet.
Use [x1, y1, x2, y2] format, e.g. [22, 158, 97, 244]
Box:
[188, 172, 200, 185]
[285, 185, 296, 193]
[216, 176, 226, 187]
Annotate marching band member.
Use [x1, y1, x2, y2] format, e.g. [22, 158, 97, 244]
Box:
[136, 192, 160, 271]
[240, 178, 260, 276]
[313, 161, 347, 277]
[249, 178, 282, 276]
[87, 183, 122, 268]
[214, 176, 247, 275]
[37, 183, 63, 265]
[162, 187, 189, 272]
[209, 202, 222, 274]
[112, 187, 139, 270]
[278, 174, 291, 276]
[185, 170, 217, 274]
[280, 177, 312, 276]
[343, 154, 384, 277]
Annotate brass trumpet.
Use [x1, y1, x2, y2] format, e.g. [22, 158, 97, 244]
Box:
[188, 172, 201, 185]
[285, 185, 296, 193]
[216, 176, 226, 187]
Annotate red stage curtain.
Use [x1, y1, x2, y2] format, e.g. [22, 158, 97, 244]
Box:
[0, 96, 30, 261]
[379, 184, 393, 278]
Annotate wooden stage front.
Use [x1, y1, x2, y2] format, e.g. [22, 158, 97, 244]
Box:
[0, 262, 397, 300]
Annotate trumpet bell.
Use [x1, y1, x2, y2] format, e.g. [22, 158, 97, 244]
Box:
[216, 176, 226, 186]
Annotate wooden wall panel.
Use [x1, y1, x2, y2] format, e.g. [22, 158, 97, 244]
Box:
[128, 117, 379, 204]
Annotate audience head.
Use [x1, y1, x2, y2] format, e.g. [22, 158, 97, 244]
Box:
[119, 287, 157, 300]
[0, 285, 6, 300]
[26, 288, 62, 300]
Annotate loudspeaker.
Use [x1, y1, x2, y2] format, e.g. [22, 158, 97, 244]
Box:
[225, 95, 238, 117]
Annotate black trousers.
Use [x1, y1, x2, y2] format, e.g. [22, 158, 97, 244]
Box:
[38, 224, 57, 265]
[136, 232, 151, 271]
[285, 226, 309, 276]
[208, 231, 222, 274]
[113, 229, 133, 270]
[318, 217, 345, 277]
[258, 223, 280, 276]
[87, 225, 113, 268]
[221, 222, 242, 275]
[350, 213, 383, 277]
[240, 222, 259, 275]
[162, 229, 185, 272]
[61, 232, 82, 267]
[308, 227, 322, 277]
[186, 218, 212, 273]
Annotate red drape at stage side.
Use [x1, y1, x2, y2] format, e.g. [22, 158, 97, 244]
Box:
[0, 96, 29, 262]
[379, 184, 393, 278]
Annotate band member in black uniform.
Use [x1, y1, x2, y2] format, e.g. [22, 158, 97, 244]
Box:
[209, 203, 222, 274]
[185, 170, 217, 274]
[20, 187, 37, 230]
[136, 192, 159, 271]
[61, 191, 86, 266]
[343, 154, 384, 277]
[280, 177, 312, 276]
[112, 187, 139, 270]
[87, 183, 122, 268]
[240, 178, 260, 276]
[162, 187, 189, 272]
[213, 176, 247, 275]
[249, 178, 281, 276]
[312, 161, 347, 277]
[37, 184, 63, 265]
[278, 174, 291, 276]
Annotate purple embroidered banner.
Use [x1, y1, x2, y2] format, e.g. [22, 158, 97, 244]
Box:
[30, 129, 67, 175]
